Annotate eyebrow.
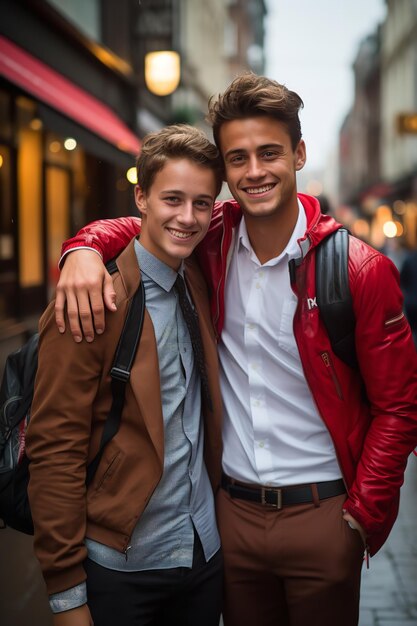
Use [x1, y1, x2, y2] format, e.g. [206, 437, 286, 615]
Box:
[224, 143, 285, 159]
[161, 189, 214, 200]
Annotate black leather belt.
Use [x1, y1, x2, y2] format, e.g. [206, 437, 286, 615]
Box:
[221, 473, 346, 509]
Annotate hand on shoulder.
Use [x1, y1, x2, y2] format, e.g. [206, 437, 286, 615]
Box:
[55, 249, 116, 342]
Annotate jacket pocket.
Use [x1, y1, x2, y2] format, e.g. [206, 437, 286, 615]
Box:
[321, 351, 344, 400]
[88, 444, 123, 497]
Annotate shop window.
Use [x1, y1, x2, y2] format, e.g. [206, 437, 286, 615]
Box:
[46, 166, 70, 300]
[16, 97, 43, 289]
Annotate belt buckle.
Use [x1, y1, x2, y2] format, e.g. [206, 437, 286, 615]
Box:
[261, 486, 282, 509]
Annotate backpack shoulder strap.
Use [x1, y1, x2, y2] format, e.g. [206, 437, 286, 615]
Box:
[86, 260, 146, 483]
[316, 228, 357, 369]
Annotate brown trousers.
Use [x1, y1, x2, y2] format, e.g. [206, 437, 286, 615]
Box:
[216, 489, 364, 626]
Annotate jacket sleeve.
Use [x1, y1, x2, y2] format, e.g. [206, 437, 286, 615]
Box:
[60, 216, 141, 266]
[26, 304, 107, 595]
[344, 249, 417, 543]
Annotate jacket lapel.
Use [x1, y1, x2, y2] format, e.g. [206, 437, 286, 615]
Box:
[115, 239, 165, 464]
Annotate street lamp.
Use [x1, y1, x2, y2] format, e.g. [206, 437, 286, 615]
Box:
[144, 51, 180, 96]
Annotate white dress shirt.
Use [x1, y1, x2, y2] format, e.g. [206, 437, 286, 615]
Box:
[219, 201, 342, 486]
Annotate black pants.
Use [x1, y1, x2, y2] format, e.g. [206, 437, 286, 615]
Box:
[84, 536, 223, 626]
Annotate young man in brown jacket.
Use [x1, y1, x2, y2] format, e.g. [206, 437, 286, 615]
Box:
[27, 125, 224, 626]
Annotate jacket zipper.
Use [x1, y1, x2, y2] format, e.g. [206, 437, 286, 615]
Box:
[321, 352, 344, 400]
[122, 481, 161, 560]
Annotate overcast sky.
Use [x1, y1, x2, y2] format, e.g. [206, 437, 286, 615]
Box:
[264, 0, 386, 172]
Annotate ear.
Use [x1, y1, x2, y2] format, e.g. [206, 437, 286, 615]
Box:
[295, 140, 306, 172]
[135, 185, 147, 214]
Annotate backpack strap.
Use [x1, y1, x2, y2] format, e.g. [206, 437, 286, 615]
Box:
[316, 228, 357, 369]
[86, 261, 146, 484]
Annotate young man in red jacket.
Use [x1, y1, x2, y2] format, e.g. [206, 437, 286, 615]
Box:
[55, 74, 417, 626]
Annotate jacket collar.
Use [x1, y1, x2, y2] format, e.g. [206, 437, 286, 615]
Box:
[114, 236, 141, 298]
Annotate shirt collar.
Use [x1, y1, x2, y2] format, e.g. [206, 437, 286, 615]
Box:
[237, 199, 306, 264]
[134, 240, 180, 292]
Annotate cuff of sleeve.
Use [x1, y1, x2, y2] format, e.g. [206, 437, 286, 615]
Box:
[58, 245, 104, 269]
[49, 581, 87, 614]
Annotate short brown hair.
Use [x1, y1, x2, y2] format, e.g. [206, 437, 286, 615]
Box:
[207, 73, 304, 151]
[136, 124, 223, 196]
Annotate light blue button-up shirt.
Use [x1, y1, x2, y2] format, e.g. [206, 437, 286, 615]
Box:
[50, 242, 219, 613]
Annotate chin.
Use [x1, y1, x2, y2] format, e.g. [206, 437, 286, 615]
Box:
[244, 205, 278, 217]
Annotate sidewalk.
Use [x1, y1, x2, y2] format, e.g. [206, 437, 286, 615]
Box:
[359, 457, 417, 625]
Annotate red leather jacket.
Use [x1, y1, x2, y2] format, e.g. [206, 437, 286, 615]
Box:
[62, 193, 417, 556]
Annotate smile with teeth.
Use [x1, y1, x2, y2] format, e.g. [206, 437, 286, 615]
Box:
[245, 183, 275, 195]
[168, 228, 195, 239]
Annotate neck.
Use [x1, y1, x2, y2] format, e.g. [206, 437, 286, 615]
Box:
[243, 201, 299, 265]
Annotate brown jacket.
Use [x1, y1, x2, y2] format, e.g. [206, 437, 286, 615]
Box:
[27, 238, 223, 595]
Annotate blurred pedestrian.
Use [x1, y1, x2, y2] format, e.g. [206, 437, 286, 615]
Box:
[400, 248, 417, 347]
[27, 125, 224, 626]
[53, 73, 417, 626]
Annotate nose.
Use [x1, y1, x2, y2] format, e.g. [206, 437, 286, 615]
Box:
[178, 201, 197, 226]
[246, 156, 265, 179]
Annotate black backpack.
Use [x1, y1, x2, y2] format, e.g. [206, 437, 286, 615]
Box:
[289, 227, 356, 368]
[0, 259, 145, 534]
[316, 228, 357, 369]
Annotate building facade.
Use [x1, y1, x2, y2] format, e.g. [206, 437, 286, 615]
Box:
[338, 0, 417, 253]
[0, 0, 141, 361]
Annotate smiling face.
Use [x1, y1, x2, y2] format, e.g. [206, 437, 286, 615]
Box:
[219, 116, 306, 224]
[135, 158, 217, 270]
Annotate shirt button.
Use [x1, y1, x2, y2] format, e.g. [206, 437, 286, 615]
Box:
[259, 441, 265, 448]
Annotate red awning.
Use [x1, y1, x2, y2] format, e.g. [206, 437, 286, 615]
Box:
[0, 36, 140, 155]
